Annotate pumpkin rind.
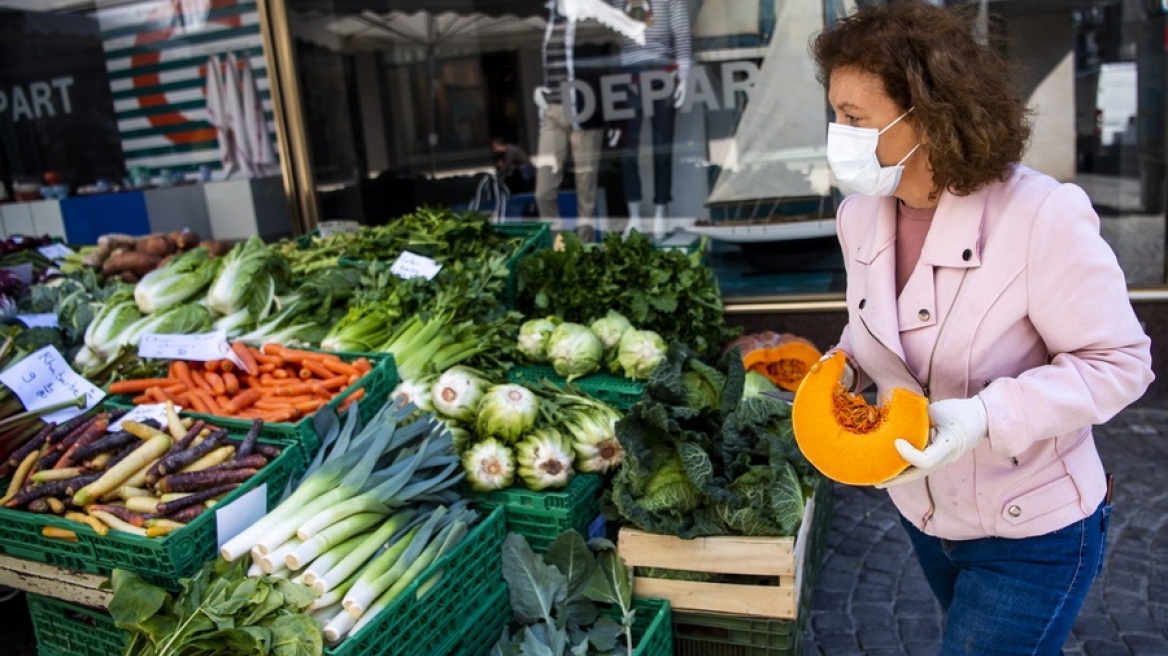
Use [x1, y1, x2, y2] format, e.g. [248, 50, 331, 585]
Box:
[791, 352, 929, 486]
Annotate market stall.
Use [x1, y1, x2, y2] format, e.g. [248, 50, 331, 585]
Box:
[0, 213, 840, 656]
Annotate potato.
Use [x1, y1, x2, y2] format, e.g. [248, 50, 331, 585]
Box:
[204, 240, 235, 257]
[169, 229, 201, 250]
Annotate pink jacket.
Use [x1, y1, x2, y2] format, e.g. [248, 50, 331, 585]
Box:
[835, 165, 1153, 540]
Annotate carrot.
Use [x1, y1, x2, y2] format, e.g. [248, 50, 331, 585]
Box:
[132, 394, 152, 405]
[191, 369, 214, 392]
[203, 371, 227, 396]
[294, 399, 325, 414]
[259, 409, 297, 423]
[148, 387, 170, 404]
[259, 363, 278, 373]
[206, 359, 221, 373]
[323, 359, 361, 377]
[108, 378, 180, 395]
[276, 383, 316, 397]
[172, 393, 191, 408]
[302, 360, 335, 380]
[219, 359, 234, 374]
[216, 395, 231, 408]
[168, 361, 178, 379]
[173, 361, 197, 390]
[186, 391, 211, 414]
[319, 375, 350, 391]
[162, 383, 186, 395]
[338, 388, 366, 413]
[190, 389, 222, 415]
[222, 372, 240, 395]
[347, 374, 360, 386]
[353, 357, 373, 374]
[231, 342, 259, 374]
[253, 351, 282, 366]
[222, 388, 264, 415]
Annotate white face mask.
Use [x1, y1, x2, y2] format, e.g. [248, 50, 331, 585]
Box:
[827, 108, 921, 197]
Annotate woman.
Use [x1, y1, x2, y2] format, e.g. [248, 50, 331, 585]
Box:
[812, 2, 1153, 654]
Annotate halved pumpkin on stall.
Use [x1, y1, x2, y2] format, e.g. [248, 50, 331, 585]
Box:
[725, 332, 822, 391]
[791, 351, 929, 486]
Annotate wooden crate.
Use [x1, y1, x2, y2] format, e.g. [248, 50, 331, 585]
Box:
[617, 495, 818, 619]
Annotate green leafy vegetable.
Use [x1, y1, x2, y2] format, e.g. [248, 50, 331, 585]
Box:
[606, 344, 823, 539]
[495, 531, 638, 656]
[134, 246, 221, 314]
[516, 232, 739, 359]
[109, 558, 322, 656]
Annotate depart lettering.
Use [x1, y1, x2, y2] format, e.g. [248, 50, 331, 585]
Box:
[0, 76, 75, 123]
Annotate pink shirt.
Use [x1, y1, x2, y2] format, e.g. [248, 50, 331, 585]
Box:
[895, 202, 936, 297]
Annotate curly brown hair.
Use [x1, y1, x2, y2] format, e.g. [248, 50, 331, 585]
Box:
[812, 1, 1031, 197]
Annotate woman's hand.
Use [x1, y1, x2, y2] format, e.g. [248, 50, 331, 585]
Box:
[877, 397, 988, 489]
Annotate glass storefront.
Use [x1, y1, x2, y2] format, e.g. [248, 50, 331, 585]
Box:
[1, 0, 1165, 302]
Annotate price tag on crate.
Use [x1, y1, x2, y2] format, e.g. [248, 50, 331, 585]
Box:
[15, 313, 58, 328]
[37, 243, 75, 262]
[390, 250, 443, 281]
[138, 330, 245, 367]
[0, 345, 105, 423]
[216, 483, 268, 549]
[109, 403, 181, 431]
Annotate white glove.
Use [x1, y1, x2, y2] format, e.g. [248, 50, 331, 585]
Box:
[533, 86, 551, 112]
[877, 397, 988, 489]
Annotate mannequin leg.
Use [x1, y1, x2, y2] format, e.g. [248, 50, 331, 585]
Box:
[534, 106, 569, 223]
[649, 92, 677, 207]
[569, 127, 603, 228]
[653, 203, 667, 239]
[624, 201, 644, 237]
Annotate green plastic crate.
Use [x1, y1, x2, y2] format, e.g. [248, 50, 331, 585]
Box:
[673, 612, 801, 656]
[107, 350, 396, 467]
[325, 506, 507, 656]
[507, 365, 644, 411]
[0, 437, 303, 586]
[626, 597, 675, 656]
[495, 221, 552, 306]
[468, 473, 603, 552]
[27, 594, 124, 656]
[447, 584, 511, 656]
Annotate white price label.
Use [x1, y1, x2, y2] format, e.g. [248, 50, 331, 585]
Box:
[318, 220, 361, 237]
[38, 243, 75, 261]
[16, 313, 58, 328]
[110, 403, 181, 432]
[216, 483, 268, 549]
[138, 330, 243, 367]
[0, 345, 105, 424]
[390, 251, 443, 281]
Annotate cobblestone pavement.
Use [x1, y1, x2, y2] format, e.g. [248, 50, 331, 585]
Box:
[804, 406, 1168, 655]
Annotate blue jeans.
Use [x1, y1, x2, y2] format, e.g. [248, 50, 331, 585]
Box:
[900, 501, 1111, 655]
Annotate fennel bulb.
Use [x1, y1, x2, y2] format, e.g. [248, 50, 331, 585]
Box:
[562, 406, 624, 474]
[516, 428, 576, 490]
[430, 366, 488, 423]
[462, 438, 516, 491]
[391, 377, 435, 413]
[546, 322, 603, 382]
[475, 384, 539, 444]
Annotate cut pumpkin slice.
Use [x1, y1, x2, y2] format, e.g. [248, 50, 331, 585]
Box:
[791, 351, 929, 486]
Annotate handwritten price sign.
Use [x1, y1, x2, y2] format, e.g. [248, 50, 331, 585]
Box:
[390, 251, 443, 281]
[138, 330, 244, 367]
[0, 345, 105, 423]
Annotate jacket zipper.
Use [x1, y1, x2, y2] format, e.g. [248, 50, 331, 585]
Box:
[856, 269, 972, 529]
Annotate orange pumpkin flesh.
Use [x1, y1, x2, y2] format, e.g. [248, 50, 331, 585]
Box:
[791, 352, 929, 486]
[735, 334, 822, 391]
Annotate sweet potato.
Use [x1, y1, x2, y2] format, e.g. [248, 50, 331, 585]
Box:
[170, 229, 201, 250]
[204, 239, 235, 257]
[136, 235, 175, 257]
[103, 251, 159, 276]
